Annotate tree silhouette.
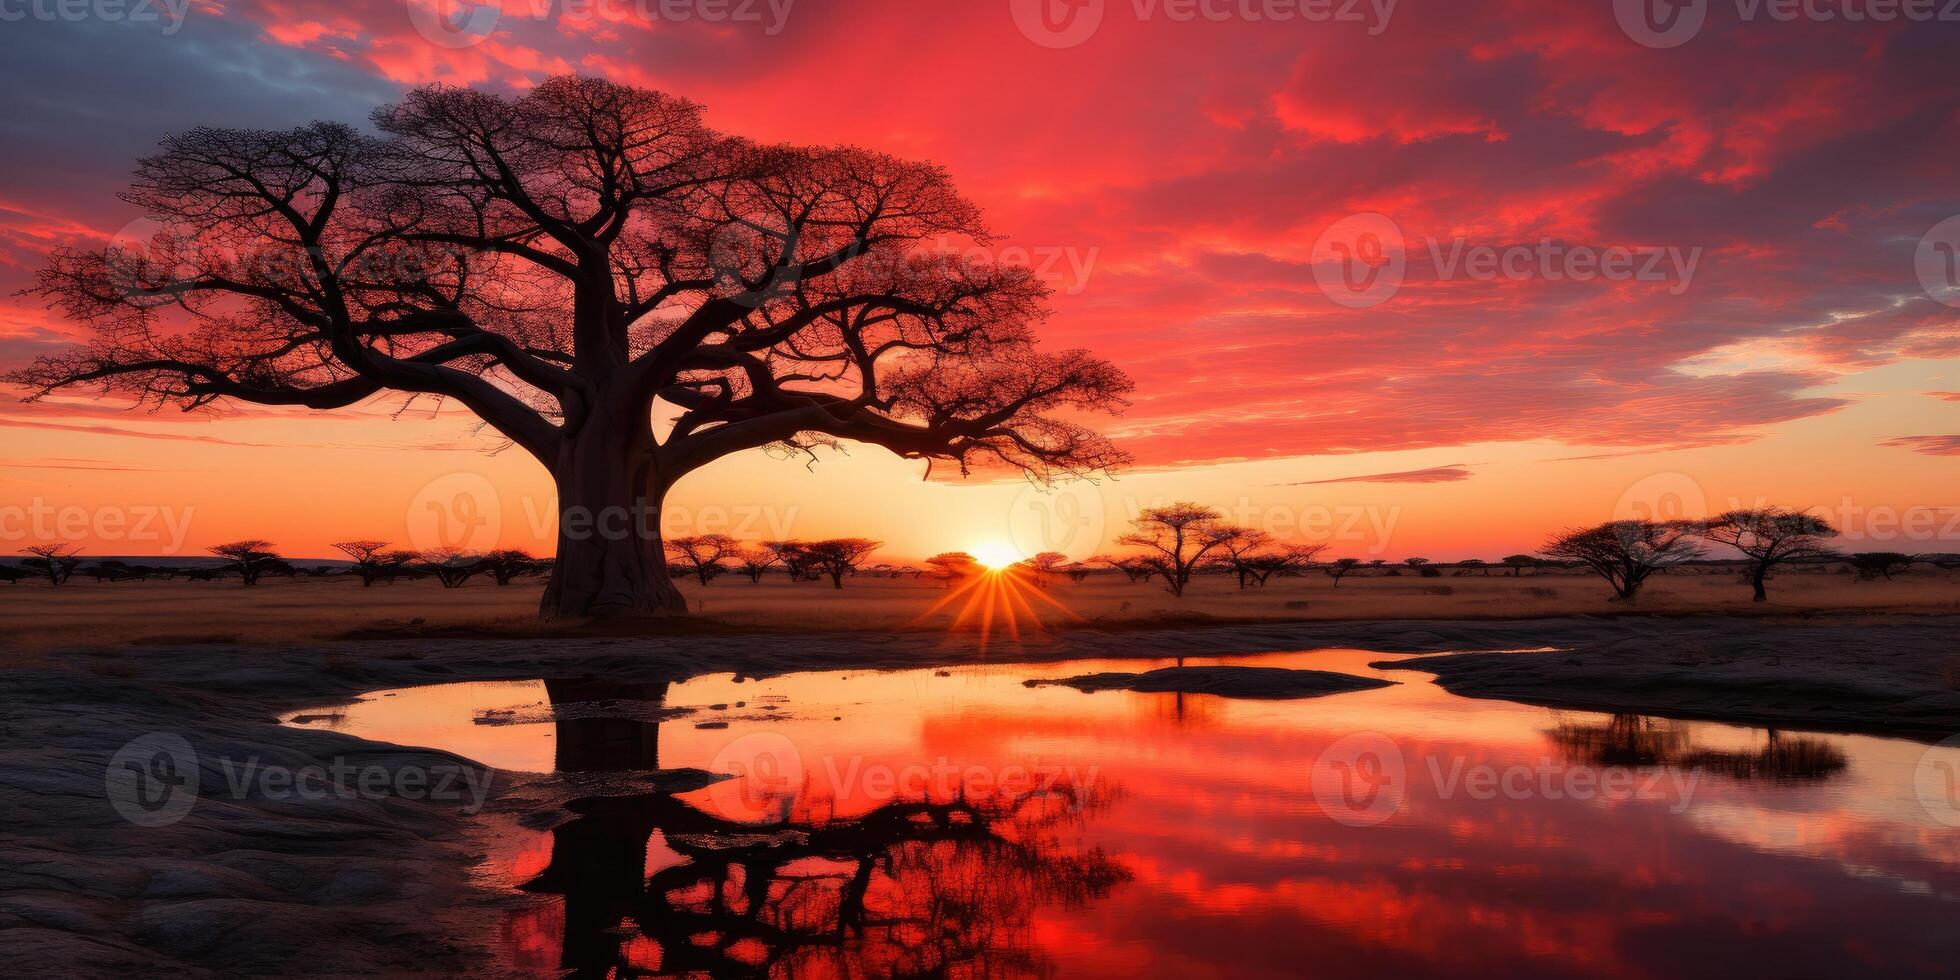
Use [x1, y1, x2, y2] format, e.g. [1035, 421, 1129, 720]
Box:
[1542, 520, 1701, 601]
[1324, 557, 1360, 587]
[1215, 528, 1272, 590]
[1849, 552, 1918, 581]
[732, 546, 778, 583]
[1698, 507, 1839, 601]
[1020, 550, 1069, 587]
[9, 77, 1131, 619]
[925, 551, 981, 585]
[1118, 503, 1237, 597]
[19, 544, 83, 585]
[1501, 554, 1538, 576]
[664, 533, 739, 586]
[801, 538, 882, 589]
[479, 548, 544, 585]
[209, 540, 281, 586]
[331, 540, 398, 587]
[512, 677, 1127, 978]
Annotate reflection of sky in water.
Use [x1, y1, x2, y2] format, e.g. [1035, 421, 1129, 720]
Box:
[288, 649, 1960, 978]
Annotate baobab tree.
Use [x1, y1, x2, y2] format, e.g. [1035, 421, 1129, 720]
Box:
[9, 77, 1130, 618]
[1118, 503, 1238, 598]
[1697, 507, 1840, 602]
[1542, 520, 1701, 601]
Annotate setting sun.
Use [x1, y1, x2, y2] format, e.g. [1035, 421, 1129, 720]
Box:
[971, 543, 1025, 571]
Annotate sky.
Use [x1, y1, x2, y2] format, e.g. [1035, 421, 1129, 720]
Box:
[0, 0, 1956, 562]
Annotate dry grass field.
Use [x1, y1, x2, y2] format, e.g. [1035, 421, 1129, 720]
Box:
[3, 564, 1956, 652]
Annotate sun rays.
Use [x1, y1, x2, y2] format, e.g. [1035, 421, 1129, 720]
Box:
[911, 565, 1083, 653]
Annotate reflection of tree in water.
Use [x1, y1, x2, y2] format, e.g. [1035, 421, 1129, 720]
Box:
[1548, 714, 1848, 781]
[521, 678, 1129, 978]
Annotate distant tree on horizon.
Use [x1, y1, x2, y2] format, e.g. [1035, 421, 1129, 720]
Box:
[1849, 552, 1919, 582]
[332, 540, 398, 587]
[1501, 554, 1538, 576]
[802, 538, 882, 589]
[733, 547, 778, 584]
[926, 551, 982, 585]
[1324, 557, 1361, 587]
[210, 540, 282, 586]
[20, 544, 83, 586]
[1021, 551, 1070, 588]
[666, 534, 740, 587]
[1698, 508, 1840, 602]
[1118, 503, 1238, 598]
[1542, 521, 1701, 601]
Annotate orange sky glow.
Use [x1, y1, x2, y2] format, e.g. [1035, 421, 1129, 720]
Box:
[1, 1, 1956, 562]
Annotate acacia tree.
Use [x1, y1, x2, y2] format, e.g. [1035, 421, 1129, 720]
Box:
[802, 538, 882, 589]
[20, 544, 83, 586]
[1849, 552, 1918, 582]
[733, 546, 778, 583]
[1020, 550, 1069, 587]
[332, 540, 397, 587]
[925, 551, 981, 585]
[9, 77, 1129, 618]
[210, 540, 281, 586]
[666, 533, 739, 586]
[1324, 557, 1360, 587]
[1542, 520, 1701, 601]
[1697, 507, 1839, 602]
[1214, 528, 1272, 590]
[1118, 503, 1237, 598]
[479, 548, 542, 585]
[1242, 543, 1328, 587]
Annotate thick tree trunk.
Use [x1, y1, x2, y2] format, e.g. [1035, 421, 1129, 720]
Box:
[1750, 566, 1768, 602]
[540, 413, 687, 618]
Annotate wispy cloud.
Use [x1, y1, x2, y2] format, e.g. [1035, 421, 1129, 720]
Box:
[1880, 435, 1960, 457]
[1284, 464, 1474, 486]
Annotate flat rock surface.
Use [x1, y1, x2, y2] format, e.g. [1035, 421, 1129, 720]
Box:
[1029, 665, 1394, 699]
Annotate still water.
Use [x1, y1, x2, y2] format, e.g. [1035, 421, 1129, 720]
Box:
[286, 650, 1960, 978]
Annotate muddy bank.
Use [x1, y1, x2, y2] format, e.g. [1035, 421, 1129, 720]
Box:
[5, 613, 1957, 973]
[1381, 617, 1960, 740]
[1028, 665, 1394, 699]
